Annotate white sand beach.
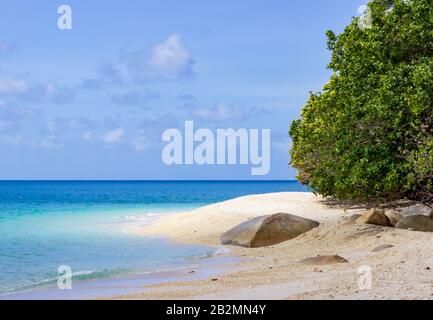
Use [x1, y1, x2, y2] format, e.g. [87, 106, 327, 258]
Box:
[116, 192, 433, 300]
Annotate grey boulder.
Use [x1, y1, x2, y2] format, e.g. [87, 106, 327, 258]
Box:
[395, 215, 433, 232]
[400, 203, 433, 218]
[221, 213, 319, 248]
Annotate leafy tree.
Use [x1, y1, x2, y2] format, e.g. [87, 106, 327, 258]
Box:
[289, 0, 433, 202]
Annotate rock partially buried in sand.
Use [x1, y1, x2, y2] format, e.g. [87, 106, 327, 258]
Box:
[395, 215, 433, 232]
[356, 208, 391, 227]
[385, 210, 402, 227]
[372, 244, 394, 252]
[301, 255, 349, 265]
[220, 213, 319, 248]
[400, 203, 433, 218]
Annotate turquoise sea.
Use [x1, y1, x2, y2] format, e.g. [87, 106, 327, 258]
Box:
[0, 181, 308, 296]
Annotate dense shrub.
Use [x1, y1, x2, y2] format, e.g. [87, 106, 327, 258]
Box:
[289, 0, 433, 202]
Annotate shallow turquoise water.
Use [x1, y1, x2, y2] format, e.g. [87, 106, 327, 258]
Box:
[0, 181, 308, 294]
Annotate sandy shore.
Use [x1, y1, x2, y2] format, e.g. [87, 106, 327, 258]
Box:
[115, 192, 433, 300]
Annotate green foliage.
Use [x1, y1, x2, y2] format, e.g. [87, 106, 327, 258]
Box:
[289, 0, 433, 201]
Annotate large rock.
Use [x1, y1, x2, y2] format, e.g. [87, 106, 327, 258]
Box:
[385, 210, 403, 227]
[395, 215, 433, 232]
[220, 213, 319, 248]
[400, 203, 433, 218]
[356, 208, 391, 227]
[301, 255, 349, 265]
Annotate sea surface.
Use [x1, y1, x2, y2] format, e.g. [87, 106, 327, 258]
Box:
[0, 180, 308, 296]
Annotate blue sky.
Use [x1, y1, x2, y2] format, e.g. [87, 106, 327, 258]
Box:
[0, 0, 365, 180]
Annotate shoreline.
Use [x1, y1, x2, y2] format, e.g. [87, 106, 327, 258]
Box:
[0, 249, 241, 300]
[116, 192, 433, 300]
[131, 192, 327, 246]
[5, 191, 433, 300]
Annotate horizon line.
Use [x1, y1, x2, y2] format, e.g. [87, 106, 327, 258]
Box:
[0, 179, 299, 182]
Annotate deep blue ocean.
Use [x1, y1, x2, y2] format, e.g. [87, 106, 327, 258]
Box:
[0, 180, 308, 295]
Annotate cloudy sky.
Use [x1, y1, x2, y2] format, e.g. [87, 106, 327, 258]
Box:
[0, 0, 365, 180]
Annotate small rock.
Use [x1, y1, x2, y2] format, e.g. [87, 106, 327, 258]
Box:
[301, 255, 349, 265]
[385, 210, 403, 227]
[211, 278, 218, 281]
[400, 203, 433, 218]
[372, 244, 394, 252]
[396, 215, 433, 232]
[356, 208, 391, 227]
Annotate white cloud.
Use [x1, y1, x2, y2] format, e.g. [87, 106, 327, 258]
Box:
[149, 35, 192, 76]
[0, 75, 28, 95]
[82, 131, 93, 142]
[104, 128, 124, 144]
[126, 34, 194, 82]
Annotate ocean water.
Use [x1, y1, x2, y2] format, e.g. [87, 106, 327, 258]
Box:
[0, 180, 308, 295]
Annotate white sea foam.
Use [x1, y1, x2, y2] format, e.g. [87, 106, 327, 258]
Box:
[214, 247, 231, 256]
